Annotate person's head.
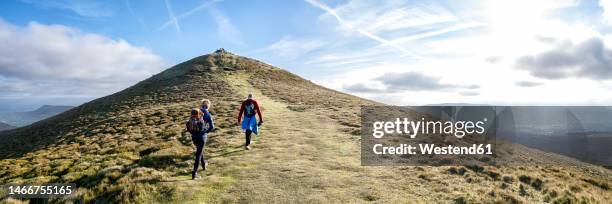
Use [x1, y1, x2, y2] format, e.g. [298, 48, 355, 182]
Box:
[247, 93, 253, 99]
[191, 108, 202, 119]
[201, 99, 211, 109]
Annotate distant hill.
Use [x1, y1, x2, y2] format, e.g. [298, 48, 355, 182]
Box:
[425, 103, 492, 106]
[419, 105, 612, 167]
[0, 49, 609, 203]
[0, 105, 74, 127]
[0, 122, 13, 131]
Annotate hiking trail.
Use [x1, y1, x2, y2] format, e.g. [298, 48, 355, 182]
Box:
[164, 72, 426, 203]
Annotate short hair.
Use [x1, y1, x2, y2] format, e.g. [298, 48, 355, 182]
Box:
[201, 99, 211, 108]
[247, 93, 253, 99]
[191, 108, 202, 117]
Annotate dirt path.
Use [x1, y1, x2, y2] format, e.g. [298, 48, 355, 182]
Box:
[165, 73, 450, 203]
[180, 73, 421, 203]
[217, 73, 376, 203]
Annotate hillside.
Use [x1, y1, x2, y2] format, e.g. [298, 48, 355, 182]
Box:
[31, 105, 74, 116]
[0, 105, 74, 127]
[0, 49, 610, 203]
[0, 122, 13, 131]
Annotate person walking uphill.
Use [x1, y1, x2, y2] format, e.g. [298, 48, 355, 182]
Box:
[237, 93, 263, 150]
[186, 101, 214, 180]
[200, 99, 214, 127]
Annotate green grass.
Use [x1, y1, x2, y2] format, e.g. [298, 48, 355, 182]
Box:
[0, 51, 610, 203]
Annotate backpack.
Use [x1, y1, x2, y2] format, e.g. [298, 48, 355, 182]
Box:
[187, 118, 209, 133]
[244, 100, 256, 117]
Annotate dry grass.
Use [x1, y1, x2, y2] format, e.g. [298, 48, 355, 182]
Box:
[0, 50, 610, 203]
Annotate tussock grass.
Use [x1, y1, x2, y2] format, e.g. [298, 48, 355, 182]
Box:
[0, 50, 610, 203]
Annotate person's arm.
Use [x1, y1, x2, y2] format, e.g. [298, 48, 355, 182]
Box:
[205, 113, 214, 133]
[237, 101, 245, 123]
[185, 121, 192, 134]
[197, 121, 206, 134]
[253, 100, 263, 122]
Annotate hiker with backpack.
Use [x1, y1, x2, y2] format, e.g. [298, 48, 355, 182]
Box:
[186, 99, 215, 180]
[237, 93, 263, 150]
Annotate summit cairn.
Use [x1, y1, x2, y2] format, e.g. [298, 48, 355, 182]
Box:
[215, 48, 227, 54]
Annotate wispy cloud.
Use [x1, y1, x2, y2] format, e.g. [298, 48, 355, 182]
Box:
[20, 0, 115, 17]
[125, 0, 147, 31]
[303, 47, 400, 69]
[386, 22, 485, 45]
[158, 0, 222, 31]
[208, 6, 244, 45]
[157, 1, 242, 43]
[326, 0, 459, 34]
[304, 0, 421, 59]
[264, 36, 324, 59]
[163, 0, 181, 36]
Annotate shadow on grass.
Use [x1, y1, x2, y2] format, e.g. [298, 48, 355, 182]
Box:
[208, 149, 245, 159]
[139, 154, 191, 170]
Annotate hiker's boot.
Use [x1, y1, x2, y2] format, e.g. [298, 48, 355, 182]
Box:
[192, 173, 198, 180]
[245, 145, 251, 150]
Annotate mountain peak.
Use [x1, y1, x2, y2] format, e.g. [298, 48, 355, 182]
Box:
[214, 48, 227, 54]
[185, 49, 277, 75]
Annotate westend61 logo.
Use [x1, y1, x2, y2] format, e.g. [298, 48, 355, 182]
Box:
[361, 106, 500, 166]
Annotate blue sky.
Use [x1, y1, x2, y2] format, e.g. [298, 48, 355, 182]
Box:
[1, 0, 612, 111]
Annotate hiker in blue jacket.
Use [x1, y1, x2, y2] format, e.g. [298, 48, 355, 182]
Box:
[237, 93, 263, 150]
[200, 99, 215, 130]
[185, 99, 215, 180]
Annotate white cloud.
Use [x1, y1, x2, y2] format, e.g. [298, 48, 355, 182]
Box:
[0, 20, 167, 98]
[516, 37, 612, 80]
[318, 57, 612, 105]
[515, 81, 544, 87]
[343, 71, 479, 93]
[600, 0, 612, 23]
[265, 36, 325, 59]
[290, 0, 612, 106]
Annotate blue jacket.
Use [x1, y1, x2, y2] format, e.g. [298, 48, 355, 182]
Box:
[200, 108, 215, 133]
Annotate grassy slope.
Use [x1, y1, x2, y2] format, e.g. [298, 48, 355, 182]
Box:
[218, 72, 612, 203]
[0, 51, 610, 203]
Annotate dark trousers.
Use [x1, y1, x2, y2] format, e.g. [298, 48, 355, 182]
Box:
[192, 134, 207, 177]
[245, 130, 252, 146]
